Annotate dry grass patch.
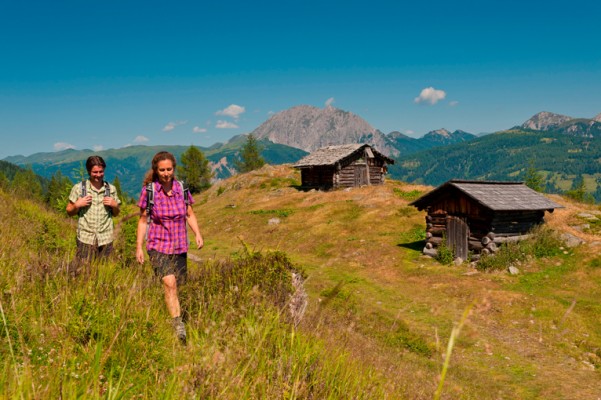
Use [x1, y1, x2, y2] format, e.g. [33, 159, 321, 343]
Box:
[193, 166, 601, 399]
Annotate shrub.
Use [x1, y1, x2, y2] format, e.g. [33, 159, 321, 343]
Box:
[477, 241, 527, 271]
[477, 225, 564, 271]
[436, 236, 454, 265]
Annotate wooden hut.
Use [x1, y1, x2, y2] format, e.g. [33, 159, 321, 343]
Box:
[409, 180, 563, 260]
[293, 144, 394, 190]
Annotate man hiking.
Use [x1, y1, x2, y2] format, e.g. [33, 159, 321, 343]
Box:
[66, 155, 121, 272]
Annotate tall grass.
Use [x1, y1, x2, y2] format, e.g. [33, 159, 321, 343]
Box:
[0, 190, 387, 398]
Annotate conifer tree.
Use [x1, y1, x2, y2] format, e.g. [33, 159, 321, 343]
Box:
[113, 175, 127, 203]
[566, 175, 594, 204]
[47, 170, 72, 212]
[235, 134, 265, 173]
[179, 145, 213, 193]
[11, 167, 43, 200]
[524, 160, 545, 192]
[0, 171, 8, 190]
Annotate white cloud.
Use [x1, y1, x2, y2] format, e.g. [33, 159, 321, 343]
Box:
[54, 142, 75, 151]
[216, 104, 245, 120]
[325, 97, 335, 107]
[216, 120, 239, 129]
[134, 135, 149, 143]
[449, 100, 459, 107]
[162, 120, 187, 132]
[405, 130, 415, 135]
[193, 126, 207, 133]
[414, 87, 447, 105]
[93, 145, 104, 151]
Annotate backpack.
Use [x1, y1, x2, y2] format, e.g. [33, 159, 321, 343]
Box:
[145, 180, 190, 219]
[80, 180, 113, 216]
[81, 180, 111, 197]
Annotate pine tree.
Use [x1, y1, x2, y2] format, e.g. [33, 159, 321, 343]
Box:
[179, 145, 213, 193]
[47, 170, 73, 212]
[566, 175, 594, 204]
[11, 167, 43, 200]
[0, 172, 8, 190]
[235, 134, 265, 173]
[113, 175, 128, 203]
[524, 160, 545, 192]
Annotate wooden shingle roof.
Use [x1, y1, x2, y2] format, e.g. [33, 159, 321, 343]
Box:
[293, 144, 394, 168]
[410, 180, 563, 211]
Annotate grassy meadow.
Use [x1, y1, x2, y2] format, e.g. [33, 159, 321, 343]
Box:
[2, 165, 601, 399]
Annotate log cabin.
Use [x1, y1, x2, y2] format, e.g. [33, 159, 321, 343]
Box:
[409, 180, 563, 260]
[293, 144, 394, 190]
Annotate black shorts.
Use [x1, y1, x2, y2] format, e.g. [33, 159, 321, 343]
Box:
[75, 239, 113, 263]
[148, 250, 187, 284]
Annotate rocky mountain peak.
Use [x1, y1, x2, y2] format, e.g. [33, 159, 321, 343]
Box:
[425, 128, 451, 138]
[387, 131, 413, 140]
[593, 112, 601, 123]
[521, 111, 573, 130]
[251, 105, 398, 156]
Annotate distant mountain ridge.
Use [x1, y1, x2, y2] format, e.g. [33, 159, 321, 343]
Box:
[520, 111, 601, 137]
[251, 105, 476, 157]
[386, 128, 476, 155]
[252, 105, 399, 156]
[5, 104, 601, 199]
[520, 111, 574, 130]
[4, 140, 307, 196]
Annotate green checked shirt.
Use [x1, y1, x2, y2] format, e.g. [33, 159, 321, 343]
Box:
[68, 180, 121, 246]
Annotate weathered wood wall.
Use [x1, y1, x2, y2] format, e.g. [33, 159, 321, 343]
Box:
[300, 157, 388, 189]
[422, 197, 546, 259]
[335, 158, 387, 188]
[300, 166, 336, 189]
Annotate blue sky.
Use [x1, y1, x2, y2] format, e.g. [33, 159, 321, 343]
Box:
[1, 0, 600, 158]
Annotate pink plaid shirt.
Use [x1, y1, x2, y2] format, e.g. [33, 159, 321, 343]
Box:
[138, 180, 195, 254]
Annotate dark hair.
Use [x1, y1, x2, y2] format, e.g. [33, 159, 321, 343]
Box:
[86, 156, 106, 175]
[143, 151, 177, 185]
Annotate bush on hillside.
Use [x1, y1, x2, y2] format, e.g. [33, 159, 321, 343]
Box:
[477, 225, 564, 271]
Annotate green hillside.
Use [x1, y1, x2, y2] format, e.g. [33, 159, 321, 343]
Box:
[2, 166, 601, 398]
[4, 140, 308, 196]
[0, 160, 25, 180]
[387, 129, 477, 157]
[390, 129, 601, 200]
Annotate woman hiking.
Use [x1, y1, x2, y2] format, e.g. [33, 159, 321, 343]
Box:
[135, 151, 204, 344]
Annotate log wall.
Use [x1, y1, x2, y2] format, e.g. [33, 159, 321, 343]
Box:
[300, 166, 336, 189]
[300, 156, 389, 190]
[335, 158, 387, 188]
[422, 206, 546, 260]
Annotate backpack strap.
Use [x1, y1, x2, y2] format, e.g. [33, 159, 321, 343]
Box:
[104, 181, 113, 217]
[179, 180, 191, 208]
[78, 180, 87, 217]
[145, 182, 155, 218]
[145, 181, 188, 220]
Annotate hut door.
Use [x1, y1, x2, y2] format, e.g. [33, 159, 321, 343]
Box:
[446, 216, 469, 260]
[354, 165, 368, 186]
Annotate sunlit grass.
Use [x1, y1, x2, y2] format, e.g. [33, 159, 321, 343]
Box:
[0, 189, 389, 398]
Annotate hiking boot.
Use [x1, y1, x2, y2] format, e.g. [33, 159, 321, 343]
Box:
[173, 316, 187, 345]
